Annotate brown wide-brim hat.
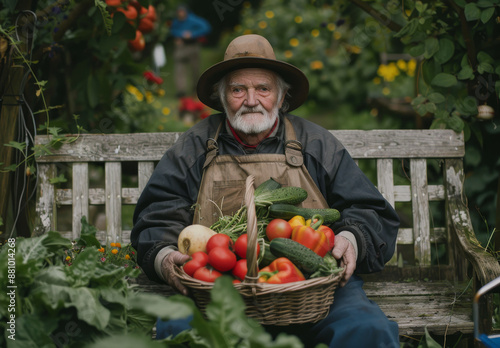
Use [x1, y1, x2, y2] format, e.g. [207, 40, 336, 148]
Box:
[197, 34, 309, 112]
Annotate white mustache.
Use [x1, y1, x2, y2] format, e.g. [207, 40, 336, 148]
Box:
[235, 105, 266, 118]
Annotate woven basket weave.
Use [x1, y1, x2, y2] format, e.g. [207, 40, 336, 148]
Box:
[174, 175, 343, 325]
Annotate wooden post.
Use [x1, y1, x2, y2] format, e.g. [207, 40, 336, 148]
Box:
[0, 65, 24, 237]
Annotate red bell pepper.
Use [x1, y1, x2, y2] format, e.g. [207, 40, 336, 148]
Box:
[291, 214, 330, 257]
[318, 225, 335, 251]
[258, 257, 305, 284]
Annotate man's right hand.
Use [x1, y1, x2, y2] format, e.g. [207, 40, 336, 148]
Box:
[161, 251, 190, 295]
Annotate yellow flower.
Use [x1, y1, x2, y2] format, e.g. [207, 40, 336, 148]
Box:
[243, 29, 252, 35]
[405, 9, 412, 17]
[370, 108, 379, 117]
[377, 63, 400, 82]
[310, 60, 324, 70]
[145, 91, 153, 103]
[382, 87, 391, 95]
[327, 23, 335, 31]
[111, 249, 118, 255]
[234, 25, 242, 32]
[294, 16, 303, 24]
[265, 11, 274, 19]
[162, 107, 171, 116]
[407, 59, 417, 77]
[158, 124, 164, 131]
[348, 45, 361, 54]
[373, 77, 381, 85]
[311, 29, 320, 37]
[289, 38, 299, 47]
[125, 255, 131, 260]
[333, 31, 342, 40]
[396, 59, 407, 71]
[284, 50, 293, 58]
[116, 242, 121, 248]
[110, 243, 116, 247]
[66, 256, 71, 261]
[258, 21, 267, 29]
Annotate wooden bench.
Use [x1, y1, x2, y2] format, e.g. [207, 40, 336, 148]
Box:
[34, 129, 500, 344]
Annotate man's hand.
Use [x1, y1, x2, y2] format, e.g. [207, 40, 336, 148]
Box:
[161, 251, 190, 295]
[331, 235, 356, 287]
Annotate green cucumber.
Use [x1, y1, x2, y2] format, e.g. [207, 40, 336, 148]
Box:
[256, 186, 308, 205]
[269, 204, 340, 223]
[254, 178, 282, 196]
[269, 238, 324, 274]
[258, 243, 277, 268]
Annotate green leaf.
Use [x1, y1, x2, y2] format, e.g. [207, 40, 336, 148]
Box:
[427, 92, 446, 103]
[76, 216, 102, 247]
[424, 37, 439, 59]
[95, 0, 113, 36]
[66, 248, 99, 287]
[447, 114, 465, 132]
[17, 234, 49, 264]
[49, 174, 67, 184]
[4, 141, 26, 151]
[408, 42, 425, 57]
[2, 164, 18, 171]
[43, 231, 72, 254]
[477, 51, 494, 64]
[478, 62, 494, 74]
[464, 3, 481, 21]
[420, 327, 443, 347]
[433, 38, 454, 64]
[422, 59, 442, 86]
[435, 109, 449, 119]
[431, 73, 457, 87]
[457, 65, 474, 80]
[84, 334, 166, 348]
[425, 102, 437, 114]
[480, 7, 496, 23]
[7, 314, 58, 348]
[477, 1, 494, 7]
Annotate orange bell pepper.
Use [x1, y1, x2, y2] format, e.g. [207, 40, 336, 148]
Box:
[258, 257, 305, 284]
[288, 215, 306, 229]
[291, 214, 330, 257]
[305, 217, 335, 251]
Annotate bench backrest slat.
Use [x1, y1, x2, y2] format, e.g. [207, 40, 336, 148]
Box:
[105, 162, 122, 244]
[72, 163, 89, 239]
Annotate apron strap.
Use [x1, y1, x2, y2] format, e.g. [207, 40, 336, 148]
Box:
[203, 122, 223, 169]
[284, 117, 304, 167]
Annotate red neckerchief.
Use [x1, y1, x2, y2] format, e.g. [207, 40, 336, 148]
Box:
[226, 118, 278, 149]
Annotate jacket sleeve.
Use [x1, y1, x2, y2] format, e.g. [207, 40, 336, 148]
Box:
[130, 144, 203, 283]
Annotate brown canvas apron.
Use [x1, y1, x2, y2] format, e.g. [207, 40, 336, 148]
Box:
[193, 118, 329, 227]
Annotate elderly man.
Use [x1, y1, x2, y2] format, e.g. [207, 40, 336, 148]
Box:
[131, 34, 400, 347]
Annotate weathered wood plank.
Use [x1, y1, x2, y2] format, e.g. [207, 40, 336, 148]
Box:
[34, 164, 57, 236]
[411, 159, 431, 266]
[138, 162, 155, 193]
[35, 129, 464, 162]
[105, 162, 122, 244]
[394, 184, 444, 202]
[56, 187, 139, 205]
[72, 163, 89, 239]
[365, 281, 473, 336]
[377, 159, 397, 265]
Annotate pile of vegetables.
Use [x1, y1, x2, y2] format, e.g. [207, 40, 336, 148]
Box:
[177, 178, 343, 284]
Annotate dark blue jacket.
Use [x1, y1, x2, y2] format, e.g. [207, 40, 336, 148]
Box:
[131, 113, 400, 283]
[170, 12, 211, 39]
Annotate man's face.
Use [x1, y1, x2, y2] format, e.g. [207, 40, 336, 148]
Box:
[223, 68, 285, 135]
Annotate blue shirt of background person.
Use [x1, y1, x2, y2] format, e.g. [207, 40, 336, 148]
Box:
[170, 5, 211, 41]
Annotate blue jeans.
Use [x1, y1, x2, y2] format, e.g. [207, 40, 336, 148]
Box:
[156, 275, 400, 348]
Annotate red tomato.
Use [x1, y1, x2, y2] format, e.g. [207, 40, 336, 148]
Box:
[138, 17, 154, 33]
[234, 234, 260, 259]
[193, 266, 222, 282]
[116, 5, 138, 20]
[208, 246, 237, 272]
[105, 0, 122, 7]
[232, 259, 248, 280]
[266, 219, 293, 241]
[206, 234, 233, 254]
[182, 251, 209, 277]
[128, 30, 145, 52]
[232, 279, 241, 284]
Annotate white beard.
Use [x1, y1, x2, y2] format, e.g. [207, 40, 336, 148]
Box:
[227, 104, 279, 135]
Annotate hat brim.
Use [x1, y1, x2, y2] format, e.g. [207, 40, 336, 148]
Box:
[196, 57, 309, 112]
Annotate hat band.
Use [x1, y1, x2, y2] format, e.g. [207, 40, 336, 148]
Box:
[230, 52, 272, 59]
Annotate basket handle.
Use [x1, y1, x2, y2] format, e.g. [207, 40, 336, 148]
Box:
[244, 175, 259, 283]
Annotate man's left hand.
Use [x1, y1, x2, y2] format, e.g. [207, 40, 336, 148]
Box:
[331, 235, 356, 287]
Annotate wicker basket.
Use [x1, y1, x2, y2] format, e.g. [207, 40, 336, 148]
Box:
[174, 175, 344, 326]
